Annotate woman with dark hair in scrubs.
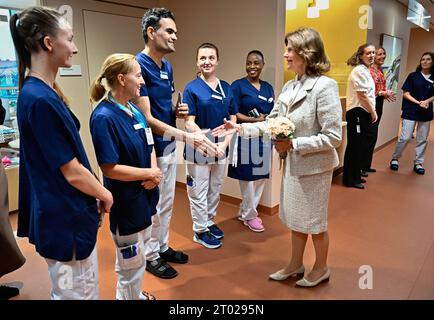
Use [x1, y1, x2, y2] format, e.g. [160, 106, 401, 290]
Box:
[90, 54, 161, 300]
[9, 6, 113, 299]
[183, 43, 237, 249]
[390, 52, 434, 174]
[228, 50, 274, 233]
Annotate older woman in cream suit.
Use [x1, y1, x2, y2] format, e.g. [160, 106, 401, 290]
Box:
[213, 27, 342, 287]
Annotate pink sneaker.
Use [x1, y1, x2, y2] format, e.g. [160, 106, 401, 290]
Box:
[242, 217, 265, 232]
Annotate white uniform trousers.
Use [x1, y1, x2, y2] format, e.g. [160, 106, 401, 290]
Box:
[45, 246, 99, 300]
[238, 179, 266, 221]
[112, 226, 151, 300]
[392, 119, 431, 165]
[186, 159, 226, 234]
[145, 151, 177, 261]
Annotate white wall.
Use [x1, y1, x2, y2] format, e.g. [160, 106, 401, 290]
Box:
[42, 0, 158, 171]
[368, 0, 413, 147]
[160, 0, 286, 208]
[38, 0, 285, 209]
[406, 27, 434, 75]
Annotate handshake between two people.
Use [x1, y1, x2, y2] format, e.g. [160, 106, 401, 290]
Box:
[212, 119, 293, 154]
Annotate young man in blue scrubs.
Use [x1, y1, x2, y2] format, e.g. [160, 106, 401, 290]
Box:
[134, 8, 215, 279]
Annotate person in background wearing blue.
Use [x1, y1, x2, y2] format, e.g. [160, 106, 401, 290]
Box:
[390, 52, 434, 175]
[134, 8, 214, 279]
[228, 50, 274, 233]
[89, 54, 161, 300]
[9, 6, 113, 299]
[183, 43, 237, 249]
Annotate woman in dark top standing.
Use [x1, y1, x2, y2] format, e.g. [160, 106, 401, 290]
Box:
[390, 52, 434, 174]
[227, 50, 274, 232]
[10, 6, 112, 299]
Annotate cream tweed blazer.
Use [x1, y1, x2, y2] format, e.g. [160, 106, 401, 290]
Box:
[241, 75, 342, 176]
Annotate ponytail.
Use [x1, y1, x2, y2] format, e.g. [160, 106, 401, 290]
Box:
[90, 53, 136, 103]
[53, 82, 70, 106]
[90, 75, 107, 103]
[9, 13, 30, 89]
[346, 51, 359, 67]
[347, 43, 375, 67]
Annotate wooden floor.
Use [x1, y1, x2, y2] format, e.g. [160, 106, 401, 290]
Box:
[3, 132, 434, 300]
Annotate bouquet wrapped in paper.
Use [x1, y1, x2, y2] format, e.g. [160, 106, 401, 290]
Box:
[265, 116, 295, 169]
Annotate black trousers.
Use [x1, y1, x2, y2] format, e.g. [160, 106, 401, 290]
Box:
[343, 107, 371, 186]
[362, 96, 384, 170]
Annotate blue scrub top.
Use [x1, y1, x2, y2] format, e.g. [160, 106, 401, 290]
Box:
[17, 76, 98, 262]
[136, 52, 176, 157]
[183, 77, 237, 164]
[228, 78, 274, 181]
[401, 72, 434, 121]
[90, 100, 159, 236]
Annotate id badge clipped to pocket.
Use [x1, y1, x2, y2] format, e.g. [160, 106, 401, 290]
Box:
[117, 241, 144, 271]
[144, 128, 154, 145]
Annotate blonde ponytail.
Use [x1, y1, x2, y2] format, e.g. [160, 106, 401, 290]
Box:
[90, 75, 106, 103]
[89, 53, 136, 103]
[53, 81, 70, 106]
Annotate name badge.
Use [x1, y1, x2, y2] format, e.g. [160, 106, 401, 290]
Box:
[160, 71, 169, 79]
[211, 94, 223, 100]
[144, 128, 154, 145]
[258, 95, 267, 101]
[134, 123, 144, 130]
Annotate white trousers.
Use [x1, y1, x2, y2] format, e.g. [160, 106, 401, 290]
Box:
[392, 119, 431, 165]
[45, 246, 99, 300]
[146, 151, 177, 261]
[186, 159, 226, 233]
[112, 227, 151, 300]
[238, 179, 266, 221]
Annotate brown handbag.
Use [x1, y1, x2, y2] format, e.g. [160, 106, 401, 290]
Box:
[0, 163, 25, 277]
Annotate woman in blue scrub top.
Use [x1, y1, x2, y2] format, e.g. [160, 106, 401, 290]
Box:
[10, 7, 113, 300]
[90, 54, 161, 300]
[390, 52, 434, 174]
[228, 50, 274, 233]
[183, 43, 237, 249]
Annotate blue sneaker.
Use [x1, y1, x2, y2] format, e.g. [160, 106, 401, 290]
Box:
[193, 232, 222, 249]
[208, 224, 224, 239]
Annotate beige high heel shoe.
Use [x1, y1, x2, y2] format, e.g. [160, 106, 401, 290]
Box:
[296, 269, 330, 287]
[269, 266, 305, 281]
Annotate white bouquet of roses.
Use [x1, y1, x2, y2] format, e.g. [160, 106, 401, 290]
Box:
[265, 116, 295, 169]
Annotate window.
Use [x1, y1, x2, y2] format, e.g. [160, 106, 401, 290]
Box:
[0, 8, 19, 132]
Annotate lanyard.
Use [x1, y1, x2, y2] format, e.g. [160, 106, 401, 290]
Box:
[108, 93, 147, 128]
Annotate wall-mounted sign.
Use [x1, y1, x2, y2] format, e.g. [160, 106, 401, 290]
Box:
[407, 0, 431, 31]
[59, 65, 82, 76]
